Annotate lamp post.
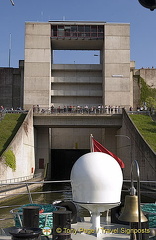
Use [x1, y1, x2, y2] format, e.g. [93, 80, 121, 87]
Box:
[9, 33, 11, 68]
[115, 134, 132, 165]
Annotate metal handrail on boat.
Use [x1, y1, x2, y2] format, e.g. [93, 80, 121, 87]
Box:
[0, 179, 155, 199]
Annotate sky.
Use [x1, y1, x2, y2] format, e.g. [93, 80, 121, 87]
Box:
[0, 0, 156, 69]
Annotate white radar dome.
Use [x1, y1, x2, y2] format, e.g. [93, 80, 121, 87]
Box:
[70, 152, 123, 204]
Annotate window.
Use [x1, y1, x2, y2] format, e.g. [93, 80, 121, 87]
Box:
[71, 26, 77, 37]
[58, 25, 64, 37]
[65, 26, 71, 37]
[98, 26, 104, 39]
[51, 25, 104, 39]
[85, 26, 90, 38]
[91, 26, 97, 38]
[52, 25, 57, 37]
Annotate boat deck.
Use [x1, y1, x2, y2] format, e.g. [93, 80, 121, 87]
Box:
[0, 217, 154, 240]
[71, 219, 130, 239]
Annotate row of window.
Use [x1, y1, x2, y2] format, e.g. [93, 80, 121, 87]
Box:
[51, 25, 104, 39]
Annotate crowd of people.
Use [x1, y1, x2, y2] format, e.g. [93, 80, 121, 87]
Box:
[0, 105, 150, 115]
[0, 106, 26, 113]
[33, 104, 123, 115]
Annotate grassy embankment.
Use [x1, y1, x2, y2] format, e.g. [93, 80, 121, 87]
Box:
[129, 114, 156, 152]
[0, 114, 26, 156]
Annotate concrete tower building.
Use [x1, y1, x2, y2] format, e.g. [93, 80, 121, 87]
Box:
[23, 21, 133, 179]
[24, 21, 131, 110]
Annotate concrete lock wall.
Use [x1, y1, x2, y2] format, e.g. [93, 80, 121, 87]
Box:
[34, 127, 51, 176]
[51, 64, 103, 107]
[24, 22, 51, 109]
[34, 126, 120, 177]
[104, 23, 131, 109]
[139, 68, 156, 88]
[0, 68, 13, 108]
[0, 64, 24, 109]
[51, 128, 117, 150]
[0, 109, 35, 180]
[117, 109, 156, 181]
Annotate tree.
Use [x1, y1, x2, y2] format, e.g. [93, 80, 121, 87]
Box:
[146, 97, 156, 110]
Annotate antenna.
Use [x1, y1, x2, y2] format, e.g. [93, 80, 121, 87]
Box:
[10, 0, 15, 6]
[41, 11, 43, 21]
[9, 33, 11, 68]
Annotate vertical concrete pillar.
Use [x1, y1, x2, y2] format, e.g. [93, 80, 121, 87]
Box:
[103, 23, 131, 109]
[35, 127, 51, 177]
[24, 22, 51, 109]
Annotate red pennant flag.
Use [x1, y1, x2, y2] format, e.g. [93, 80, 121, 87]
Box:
[91, 136, 125, 169]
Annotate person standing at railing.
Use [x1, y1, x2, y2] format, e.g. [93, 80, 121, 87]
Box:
[98, 105, 101, 114]
[84, 105, 89, 113]
[101, 105, 104, 114]
[51, 104, 54, 114]
[37, 105, 40, 113]
[76, 105, 81, 114]
[63, 106, 67, 113]
[57, 106, 61, 113]
[0, 106, 4, 111]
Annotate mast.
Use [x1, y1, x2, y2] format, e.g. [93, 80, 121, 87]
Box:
[90, 134, 94, 152]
